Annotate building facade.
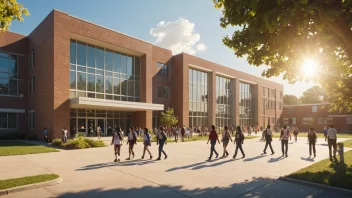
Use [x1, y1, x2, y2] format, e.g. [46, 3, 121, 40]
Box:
[282, 104, 352, 133]
[0, 10, 283, 139]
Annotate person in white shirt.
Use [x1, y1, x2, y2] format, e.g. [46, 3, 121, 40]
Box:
[62, 127, 68, 143]
[126, 126, 137, 160]
[96, 125, 101, 139]
[280, 125, 291, 157]
[262, 125, 275, 155]
[111, 127, 124, 162]
[141, 128, 153, 160]
[327, 125, 338, 161]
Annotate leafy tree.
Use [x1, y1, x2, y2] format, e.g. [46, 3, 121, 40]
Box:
[214, 0, 352, 112]
[283, 95, 300, 105]
[159, 108, 178, 128]
[299, 85, 326, 104]
[0, 0, 29, 30]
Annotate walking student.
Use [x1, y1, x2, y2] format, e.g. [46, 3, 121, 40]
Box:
[327, 125, 338, 161]
[156, 127, 168, 160]
[323, 126, 328, 141]
[280, 125, 291, 157]
[111, 127, 124, 162]
[44, 128, 49, 143]
[207, 125, 220, 161]
[308, 127, 317, 157]
[96, 124, 102, 139]
[126, 126, 137, 160]
[262, 125, 275, 155]
[233, 126, 245, 159]
[141, 128, 153, 160]
[181, 126, 185, 142]
[62, 127, 68, 143]
[292, 126, 299, 142]
[221, 126, 233, 158]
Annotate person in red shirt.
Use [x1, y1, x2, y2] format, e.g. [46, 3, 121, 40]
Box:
[207, 125, 220, 161]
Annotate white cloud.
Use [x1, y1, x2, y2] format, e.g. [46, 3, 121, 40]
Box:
[150, 18, 207, 55]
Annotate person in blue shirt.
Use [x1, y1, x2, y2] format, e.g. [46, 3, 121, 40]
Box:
[43, 128, 49, 143]
[323, 126, 328, 142]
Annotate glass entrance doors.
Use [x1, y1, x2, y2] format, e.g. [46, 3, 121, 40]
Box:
[97, 119, 105, 136]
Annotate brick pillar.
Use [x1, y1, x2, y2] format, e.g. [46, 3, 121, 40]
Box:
[253, 84, 260, 126]
[208, 71, 216, 126]
[133, 111, 152, 129]
[234, 78, 240, 126]
[231, 79, 237, 127]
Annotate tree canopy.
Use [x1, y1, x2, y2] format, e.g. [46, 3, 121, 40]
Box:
[159, 108, 178, 128]
[0, 0, 29, 31]
[283, 94, 300, 105]
[214, 0, 352, 112]
[299, 85, 326, 104]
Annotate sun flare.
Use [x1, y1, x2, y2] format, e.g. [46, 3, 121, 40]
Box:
[302, 59, 317, 77]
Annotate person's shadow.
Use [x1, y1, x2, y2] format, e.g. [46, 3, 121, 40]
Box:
[300, 157, 315, 162]
[243, 155, 265, 162]
[267, 156, 285, 163]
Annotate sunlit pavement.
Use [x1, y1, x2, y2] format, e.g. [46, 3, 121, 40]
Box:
[3, 137, 351, 198]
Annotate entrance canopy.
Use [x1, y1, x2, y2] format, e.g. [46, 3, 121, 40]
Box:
[70, 97, 164, 111]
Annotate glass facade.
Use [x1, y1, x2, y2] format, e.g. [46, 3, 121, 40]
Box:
[70, 108, 132, 136]
[0, 52, 18, 96]
[0, 113, 17, 129]
[70, 40, 141, 102]
[189, 69, 208, 127]
[216, 76, 232, 128]
[239, 82, 255, 127]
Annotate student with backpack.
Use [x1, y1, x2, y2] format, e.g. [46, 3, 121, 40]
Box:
[126, 126, 137, 160]
[280, 125, 291, 157]
[207, 125, 220, 161]
[111, 127, 124, 162]
[323, 126, 328, 142]
[156, 126, 168, 160]
[292, 126, 299, 142]
[44, 128, 49, 143]
[221, 126, 233, 158]
[262, 125, 275, 155]
[181, 126, 186, 142]
[308, 127, 317, 157]
[233, 126, 245, 159]
[141, 128, 153, 160]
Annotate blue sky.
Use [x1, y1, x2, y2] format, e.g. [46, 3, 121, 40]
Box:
[10, 0, 314, 97]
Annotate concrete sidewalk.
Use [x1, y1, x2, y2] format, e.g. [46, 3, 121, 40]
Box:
[2, 137, 351, 198]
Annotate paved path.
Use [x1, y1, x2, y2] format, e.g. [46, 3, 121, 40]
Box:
[2, 137, 351, 198]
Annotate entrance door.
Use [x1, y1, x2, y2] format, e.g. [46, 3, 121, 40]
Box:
[87, 119, 95, 137]
[97, 119, 105, 136]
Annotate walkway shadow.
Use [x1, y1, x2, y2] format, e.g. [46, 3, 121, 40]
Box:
[191, 159, 234, 170]
[300, 157, 315, 162]
[166, 161, 207, 172]
[243, 155, 265, 162]
[76, 159, 155, 171]
[267, 156, 285, 163]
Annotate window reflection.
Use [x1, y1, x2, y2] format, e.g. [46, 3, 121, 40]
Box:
[216, 76, 232, 128]
[189, 69, 208, 127]
[239, 82, 254, 127]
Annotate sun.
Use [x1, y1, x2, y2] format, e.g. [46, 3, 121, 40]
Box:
[302, 59, 317, 77]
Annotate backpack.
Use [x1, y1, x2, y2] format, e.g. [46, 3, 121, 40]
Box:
[161, 131, 167, 141]
[133, 132, 137, 144]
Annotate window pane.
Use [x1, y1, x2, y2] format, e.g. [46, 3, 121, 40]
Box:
[0, 78, 9, 94]
[70, 71, 76, 89]
[127, 80, 134, 96]
[135, 81, 140, 97]
[8, 113, 17, 129]
[9, 79, 17, 95]
[121, 54, 127, 74]
[77, 72, 86, 91]
[164, 87, 169, 99]
[105, 77, 112, 94]
[135, 57, 140, 76]
[70, 40, 76, 64]
[127, 56, 133, 76]
[0, 113, 6, 128]
[77, 42, 86, 66]
[87, 74, 95, 92]
[87, 45, 95, 67]
[121, 79, 127, 95]
[8, 55, 17, 78]
[96, 75, 104, 93]
[0, 57, 8, 73]
[96, 48, 104, 70]
[105, 50, 113, 72]
[158, 87, 162, 98]
[113, 53, 121, 73]
[113, 78, 120, 95]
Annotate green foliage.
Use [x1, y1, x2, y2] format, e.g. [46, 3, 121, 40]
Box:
[283, 95, 300, 105]
[52, 137, 105, 149]
[0, 141, 58, 156]
[0, 0, 29, 30]
[159, 108, 178, 127]
[0, 174, 59, 190]
[300, 85, 326, 104]
[214, 0, 352, 112]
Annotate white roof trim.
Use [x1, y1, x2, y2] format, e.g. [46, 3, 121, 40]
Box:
[70, 97, 164, 111]
[189, 64, 212, 72]
[239, 79, 257, 85]
[215, 72, 236, 79]
[0, 108, 25, 113]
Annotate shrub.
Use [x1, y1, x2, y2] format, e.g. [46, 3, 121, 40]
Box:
[52, 138, 63, 146]
[52, 137, 105, 149]
[84, 138, 105, 147]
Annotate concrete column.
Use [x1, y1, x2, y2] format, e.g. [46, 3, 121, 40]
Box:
[208, 71, 216, 125]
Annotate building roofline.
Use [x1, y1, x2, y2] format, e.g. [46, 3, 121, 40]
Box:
[3, 30, 27, 37]
[52, 9, 172, 53]
[284, 103, 330, 107]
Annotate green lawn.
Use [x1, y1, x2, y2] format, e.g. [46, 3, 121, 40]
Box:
[0, 174, 59, 190]
[0, 141, 59, 156]
[288, 150, 352, 190]
[341, 139, 352, 148]
[272, 132, 352, 139]
[137, 134, 257, 143]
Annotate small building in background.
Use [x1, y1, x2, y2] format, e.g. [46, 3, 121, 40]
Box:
[282, 103, 352, 133]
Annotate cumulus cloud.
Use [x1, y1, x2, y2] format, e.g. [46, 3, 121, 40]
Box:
[150, 18, 207, 55]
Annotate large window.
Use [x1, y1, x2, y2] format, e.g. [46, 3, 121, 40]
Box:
[158, 86, 170, 99]
[347, 117, 352, 125]
[189, 69, 208, 127]
[29, 112, 35, 130]
[29, 77, 35, 95]
[0, 53, 18, 96]
[216, 76, 232, 128]
[157, 63, 169, 78]
[0, 113, 17, 129]
[69, 40, 141, 102]
[239, 82, 254, 127]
